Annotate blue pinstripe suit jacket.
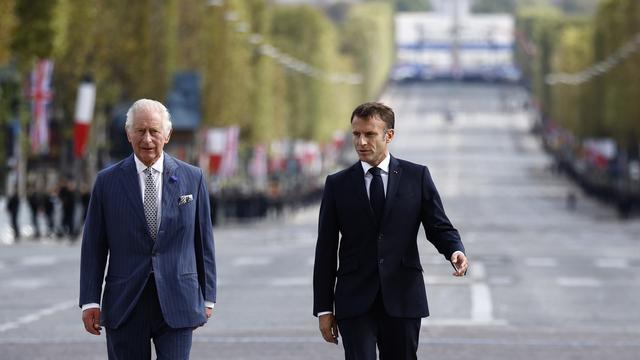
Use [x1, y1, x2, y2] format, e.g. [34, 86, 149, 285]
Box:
[79, 153, 217, 329]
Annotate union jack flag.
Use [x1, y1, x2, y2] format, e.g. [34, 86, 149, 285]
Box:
[29, 59, 54, 155]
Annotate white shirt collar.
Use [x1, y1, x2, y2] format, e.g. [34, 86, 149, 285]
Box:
[134, 152, 164, 174]
[361, 153, 390, 175]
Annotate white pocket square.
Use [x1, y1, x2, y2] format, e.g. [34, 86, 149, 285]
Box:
[178, 194, 193, 205]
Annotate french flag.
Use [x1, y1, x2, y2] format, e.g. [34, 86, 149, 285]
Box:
[73, 81, 96, 158]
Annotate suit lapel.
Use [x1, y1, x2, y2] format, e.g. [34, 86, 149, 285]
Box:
[382, 155, 401, 222]
[349, 162, 377, 224]
[118, 155, 148, 227]
[158, 154, 180, 242]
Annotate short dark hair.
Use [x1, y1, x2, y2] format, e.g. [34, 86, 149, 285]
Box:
[350, 102, 395, 130]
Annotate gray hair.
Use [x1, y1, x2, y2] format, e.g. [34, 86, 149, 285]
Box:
[124, 99, 173, 135]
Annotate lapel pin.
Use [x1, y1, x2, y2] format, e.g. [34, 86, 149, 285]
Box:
[169, 175, 178, 183]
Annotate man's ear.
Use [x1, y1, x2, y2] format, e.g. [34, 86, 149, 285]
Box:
[385, 129, 395, 143]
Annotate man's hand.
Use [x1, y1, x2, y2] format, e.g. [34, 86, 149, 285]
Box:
[205, 307, 213, 319]
[319, 313, 339, 344]
[451, 251, 469, 276]
[82, 308, 102, 335]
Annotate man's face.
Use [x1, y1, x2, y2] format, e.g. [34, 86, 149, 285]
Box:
[351, 115, 394, 166]
[126, 109, 171, 167]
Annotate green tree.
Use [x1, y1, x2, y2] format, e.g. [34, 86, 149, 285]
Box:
[515, 5, 562, 116]
[553, 0, 599, 14]
[271, 6, 334, 140]
[395, 0, 430, 12]
[341, 2, 394, 101]
[201, 0, 252, 136]
[50, 0, 99, 145]
[593, 0, 640, 149]
[550, 24, 596, 137]
[11, 0, 58, 70]
[0, 0, 17, 64]
[245, 0, 282, 146]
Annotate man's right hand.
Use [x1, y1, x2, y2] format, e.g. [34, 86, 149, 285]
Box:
[319, 313, 339, 344]
[82, 308, 102, 335]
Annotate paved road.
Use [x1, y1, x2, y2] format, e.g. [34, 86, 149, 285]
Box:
[1, 82, 639, 359]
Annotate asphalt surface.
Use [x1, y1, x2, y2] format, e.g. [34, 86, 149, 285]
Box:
[1, 82, 639, 359]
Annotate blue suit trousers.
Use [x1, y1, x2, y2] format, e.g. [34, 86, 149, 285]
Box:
[106, 275, 193, 360]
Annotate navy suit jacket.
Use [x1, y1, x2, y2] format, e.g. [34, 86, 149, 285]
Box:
[79, 154, 217, 329]
[313, 155, 464, 319]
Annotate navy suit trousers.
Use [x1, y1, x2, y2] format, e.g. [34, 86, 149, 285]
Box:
[106, 275, 193, 360]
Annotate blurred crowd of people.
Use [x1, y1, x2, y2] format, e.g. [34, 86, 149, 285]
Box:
[541, 122, 640, 219]
[4, 178, 90, 243]
[3, 174, 326, 244]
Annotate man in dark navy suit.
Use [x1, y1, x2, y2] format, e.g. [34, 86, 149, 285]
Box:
[79, 99, 216, 359]
[313, 102, 468, 359]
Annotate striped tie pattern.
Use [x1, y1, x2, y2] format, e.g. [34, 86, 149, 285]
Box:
[143, 167, 158, 240]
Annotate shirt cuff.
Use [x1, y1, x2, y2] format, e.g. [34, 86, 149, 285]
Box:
[450, 250, 464, 261]
[81, 303, 100, 311]
[205, 301, 215, 309]
[317, 311, 333, 316]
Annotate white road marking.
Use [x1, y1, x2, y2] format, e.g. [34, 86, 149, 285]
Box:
[469, 263, 494, 323]
[470, 283, 493, 323]
[21, 255, 58, 267]
[0, 299, 76, 333]
[269, 277, 310, 286]
[0, 232, 15, 245]
[471, 262, 486, 279]
[423, 262, 504, 326]
[556, 277, 602, 287]
[595, 258, 629, 269]
[524, 257, 558, 267]
[232, 256, 273, 267]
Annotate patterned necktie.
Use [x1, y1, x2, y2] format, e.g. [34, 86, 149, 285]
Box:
[369, 167, 385, 223]
[143, 167, 158, 240]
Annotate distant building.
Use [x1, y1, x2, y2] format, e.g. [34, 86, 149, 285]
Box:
[393, 0, 519, 82]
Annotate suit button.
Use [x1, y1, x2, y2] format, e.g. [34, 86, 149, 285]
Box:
[379, 259, 384, 265]
[378, 234, 384, 240]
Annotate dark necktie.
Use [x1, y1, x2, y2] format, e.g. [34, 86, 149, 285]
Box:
[368, 167, 385, 223]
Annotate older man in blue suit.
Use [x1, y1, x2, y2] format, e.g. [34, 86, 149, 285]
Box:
[79, 99, 216, 359]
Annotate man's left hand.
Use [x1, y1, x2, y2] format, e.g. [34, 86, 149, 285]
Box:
[205, 307, 213, 319]
[451, 252, 468, 276]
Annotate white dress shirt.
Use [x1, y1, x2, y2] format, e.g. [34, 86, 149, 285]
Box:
[361, 153, 390, 198]
[134, 152, 164, 223]
[82, 153, 214, 311]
